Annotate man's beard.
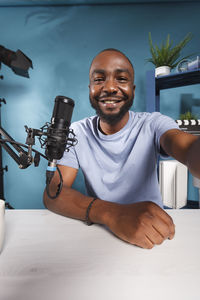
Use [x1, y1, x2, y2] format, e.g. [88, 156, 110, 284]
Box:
[90, 97, 133, 125]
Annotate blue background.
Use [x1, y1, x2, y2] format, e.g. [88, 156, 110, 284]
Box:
[0, 1, 200, 208]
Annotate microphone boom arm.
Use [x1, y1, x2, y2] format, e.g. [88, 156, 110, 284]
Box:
[0, 125, 48, 169]
[0, 126, 33, 169]
[0, 123, 77, 169]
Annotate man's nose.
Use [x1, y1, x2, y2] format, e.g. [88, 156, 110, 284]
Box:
[103, 79, 117, 94]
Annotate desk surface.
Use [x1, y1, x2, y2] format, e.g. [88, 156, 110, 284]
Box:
[0, 209, 200, 300]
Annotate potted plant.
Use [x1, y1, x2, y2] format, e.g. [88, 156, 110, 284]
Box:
[147, 32, 193, 77]
[180, 111, 198, 121]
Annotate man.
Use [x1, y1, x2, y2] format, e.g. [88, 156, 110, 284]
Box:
[44, 48, 200, 249]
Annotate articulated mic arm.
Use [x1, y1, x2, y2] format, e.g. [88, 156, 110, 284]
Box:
[0, 125, 48, 169]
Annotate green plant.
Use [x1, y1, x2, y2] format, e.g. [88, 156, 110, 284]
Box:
[147, 32, 193, 69]
[180, 111, 198, 120]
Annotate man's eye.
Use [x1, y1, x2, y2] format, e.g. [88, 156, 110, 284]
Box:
[118, 77, 128, 82]
[94, 78, 104, 83]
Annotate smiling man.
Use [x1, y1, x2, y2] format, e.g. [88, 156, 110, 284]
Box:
[44, 48, 200, 249]
[89, 49, 135, 132]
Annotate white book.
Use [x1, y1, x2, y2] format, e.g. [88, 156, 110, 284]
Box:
[159, 160, 188, 209]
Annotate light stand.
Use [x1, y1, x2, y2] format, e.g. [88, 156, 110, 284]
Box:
[0, 97, 7, 201]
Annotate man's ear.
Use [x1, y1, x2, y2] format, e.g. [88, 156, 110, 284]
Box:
[133, 84, 136, 98]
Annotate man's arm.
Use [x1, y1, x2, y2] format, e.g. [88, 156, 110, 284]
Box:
[160, 129, 200, 178]
[44, 164, 175, 249]
[43, 164, 111, 223]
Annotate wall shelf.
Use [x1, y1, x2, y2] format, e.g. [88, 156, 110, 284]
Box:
[146, 69, 200, 112]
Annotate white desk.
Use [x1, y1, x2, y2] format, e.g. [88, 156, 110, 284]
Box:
[0, 209, 200, 300]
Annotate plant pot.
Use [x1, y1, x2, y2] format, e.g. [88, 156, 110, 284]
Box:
[155, 66, 171, 77]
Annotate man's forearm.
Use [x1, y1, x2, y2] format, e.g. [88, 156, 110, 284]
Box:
[186, 137, 200, 178]
[43, 184, 175, 249]
[43, 184, 115, 226]
[160, 130, 200, 178]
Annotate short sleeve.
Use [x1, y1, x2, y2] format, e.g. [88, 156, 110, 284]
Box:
[57, 146, 79, 170]
[151, 113, 179, 156]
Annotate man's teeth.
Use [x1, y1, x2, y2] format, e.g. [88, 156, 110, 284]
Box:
[101, 100, 121, 103]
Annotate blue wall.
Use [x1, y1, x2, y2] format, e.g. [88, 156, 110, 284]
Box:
[0, 2, 200, 208]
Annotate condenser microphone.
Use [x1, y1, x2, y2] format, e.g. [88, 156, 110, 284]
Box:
[45, 95, 75, 185]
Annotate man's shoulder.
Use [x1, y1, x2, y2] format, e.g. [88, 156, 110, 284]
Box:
[130, 111, 178, 131]
[130, 111, 164, 123]
[132, 111, 162, 118]
[71, 115, 97, 132]
[131, 111, 174, 122]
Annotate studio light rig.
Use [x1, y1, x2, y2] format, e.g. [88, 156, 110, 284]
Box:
[0, 45, 77, 205]
[0, 44, 33, 206]
[0, 45, 33, 78]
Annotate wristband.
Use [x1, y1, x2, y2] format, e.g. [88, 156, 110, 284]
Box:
[85, 198, 97, 226]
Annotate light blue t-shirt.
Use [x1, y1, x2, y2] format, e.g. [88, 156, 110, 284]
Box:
[58, 111, 179, 207]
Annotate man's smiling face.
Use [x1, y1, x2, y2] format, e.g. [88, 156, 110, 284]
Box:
[89, 50, 135, 125]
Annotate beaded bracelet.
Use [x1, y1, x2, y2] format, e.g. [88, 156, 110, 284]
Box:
[85, 197, 97, 226]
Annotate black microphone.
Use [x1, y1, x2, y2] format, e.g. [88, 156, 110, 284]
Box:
[45, 95, 75, 185]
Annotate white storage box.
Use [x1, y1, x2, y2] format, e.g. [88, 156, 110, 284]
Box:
[159, 160, 188, 209]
